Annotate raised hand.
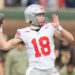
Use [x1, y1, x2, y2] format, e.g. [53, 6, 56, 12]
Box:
[51, 14, 59, 28]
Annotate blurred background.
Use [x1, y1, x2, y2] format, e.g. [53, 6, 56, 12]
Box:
[0, 0, 75, 75]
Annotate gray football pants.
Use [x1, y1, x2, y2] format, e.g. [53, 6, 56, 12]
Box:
[26, 67, 60, 75]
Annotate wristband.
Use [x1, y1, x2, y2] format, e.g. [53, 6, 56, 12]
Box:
[0, 26, 3, 32]
[57, 25, 63, 31]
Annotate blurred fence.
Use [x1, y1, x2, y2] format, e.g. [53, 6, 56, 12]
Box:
[0, 8, 75, 20]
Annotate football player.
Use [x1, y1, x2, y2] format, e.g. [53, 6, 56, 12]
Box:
[0, 4, 74, 75]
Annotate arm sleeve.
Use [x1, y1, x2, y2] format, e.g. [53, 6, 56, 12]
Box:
[15, 29, 22, 39]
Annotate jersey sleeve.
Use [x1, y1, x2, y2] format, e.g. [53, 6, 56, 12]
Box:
[15, 29, 22, 39]
[47, 23, 57, 31]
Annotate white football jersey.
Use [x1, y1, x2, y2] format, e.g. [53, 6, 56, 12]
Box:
[15, 23, 56, 69]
